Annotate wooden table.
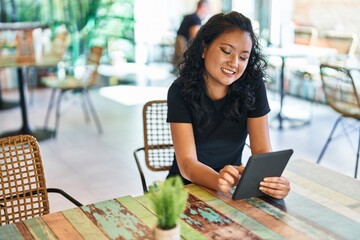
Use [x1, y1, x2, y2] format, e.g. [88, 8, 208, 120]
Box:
[1, 159, 359, 239]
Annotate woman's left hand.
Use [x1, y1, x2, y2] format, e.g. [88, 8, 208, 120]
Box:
[259, 176, 290, 199]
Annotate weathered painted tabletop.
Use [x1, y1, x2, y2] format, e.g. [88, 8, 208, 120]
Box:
[1, 159, 359, 239]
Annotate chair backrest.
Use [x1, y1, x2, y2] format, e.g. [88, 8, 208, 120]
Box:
[320, 31, 359, 55]
[294, 25, 318, 46]
[0, 135, 50, 225]
[143, 100, 174, 171]
[85, 46, 104, 86]
[320, 64, 360, 119]
[50, 31, 69, 58]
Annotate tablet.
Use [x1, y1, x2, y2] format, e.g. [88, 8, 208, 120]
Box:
[232, 149, 293, 200]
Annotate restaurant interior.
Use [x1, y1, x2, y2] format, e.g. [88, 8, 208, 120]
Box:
[0, 0, 360, 238]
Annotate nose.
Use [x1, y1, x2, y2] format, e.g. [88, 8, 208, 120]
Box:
[228, 55, 239, 68]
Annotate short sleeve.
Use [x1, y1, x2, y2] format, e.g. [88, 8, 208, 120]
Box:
[167, 81, 193, 123]
[247, 78, 271, 118]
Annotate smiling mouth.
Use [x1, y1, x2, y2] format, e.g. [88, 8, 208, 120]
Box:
[221, 67, 235, 74]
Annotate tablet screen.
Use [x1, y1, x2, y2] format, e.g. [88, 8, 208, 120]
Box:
[232, 149, 293, 200]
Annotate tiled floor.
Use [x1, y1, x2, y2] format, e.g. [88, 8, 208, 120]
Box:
[0, 66, 358, 213]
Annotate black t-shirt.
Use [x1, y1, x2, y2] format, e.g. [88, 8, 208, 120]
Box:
[177, 13, 201, 41]
[166, 77, 270, 184]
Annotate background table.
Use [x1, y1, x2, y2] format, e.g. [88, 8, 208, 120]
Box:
[0, 55, 60, 141]
[0, 22, 48, 111]
[1, 159, 359, 239]
[265, 45, 337, 129]
[0, 22, 58, 141]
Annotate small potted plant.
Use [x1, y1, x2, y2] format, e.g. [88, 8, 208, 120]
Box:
[148, 176, 189, 240]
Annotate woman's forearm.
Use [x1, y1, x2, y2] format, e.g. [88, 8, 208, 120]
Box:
[180, 161, 220, 191]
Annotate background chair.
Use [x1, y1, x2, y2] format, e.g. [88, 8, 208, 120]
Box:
[28, 29, 70, 105]
[42, 46, 104, 137]
[265, 25, 321, 106]
[286, 25, 323, 105]
[320, 30, 359, 55]
[294, 25, 319, 46]
[317, 64, 360, 178]
[0, 135, 82, 225]
[133, 100, 173, 193]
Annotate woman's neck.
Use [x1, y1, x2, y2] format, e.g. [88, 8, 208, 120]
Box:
[204, 80, 229, 101]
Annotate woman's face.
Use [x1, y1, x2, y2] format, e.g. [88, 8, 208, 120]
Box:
[202, 29, 252, 99]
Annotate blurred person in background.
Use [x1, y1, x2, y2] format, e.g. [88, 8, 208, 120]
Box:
[172, 0, 209, 74]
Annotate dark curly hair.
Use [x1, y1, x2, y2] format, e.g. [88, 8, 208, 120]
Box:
[176, 11, 268, 128]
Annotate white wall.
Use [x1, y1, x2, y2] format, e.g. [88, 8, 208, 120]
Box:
[232, 0, 255, 20]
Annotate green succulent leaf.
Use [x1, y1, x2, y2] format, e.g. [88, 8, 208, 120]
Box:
[148, 176, 189, 230]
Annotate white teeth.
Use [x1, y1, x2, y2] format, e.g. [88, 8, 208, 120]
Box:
[221, 67, 235, 74]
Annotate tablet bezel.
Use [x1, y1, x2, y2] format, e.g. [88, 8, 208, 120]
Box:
[232, 149, 294, 200]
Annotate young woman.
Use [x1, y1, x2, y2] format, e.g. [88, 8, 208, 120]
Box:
[167, 11, 290, 199]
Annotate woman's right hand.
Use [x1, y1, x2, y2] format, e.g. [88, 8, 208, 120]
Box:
[218, 165, 244, 193]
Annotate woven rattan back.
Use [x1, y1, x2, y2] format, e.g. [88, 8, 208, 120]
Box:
[0, 135, 49, 225]
[320, 64, 360, 119]
[143, 100, 174, 171]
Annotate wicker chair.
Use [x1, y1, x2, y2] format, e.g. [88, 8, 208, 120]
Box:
[317, 64, 360, 178]
[0, 135, 82, 225]
[294, 25, 319, 46]
[321, 31, 359, 55]
[42, 46, 104, 137]
[133, 100, 174, 193]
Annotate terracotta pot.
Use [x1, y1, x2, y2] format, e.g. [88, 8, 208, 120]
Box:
[154, 224, 180, 240]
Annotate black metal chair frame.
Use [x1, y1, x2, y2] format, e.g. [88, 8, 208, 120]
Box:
[44, 86, 103, 137]
[42, 46, 104, 137]
[317, 63, 360, 178]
